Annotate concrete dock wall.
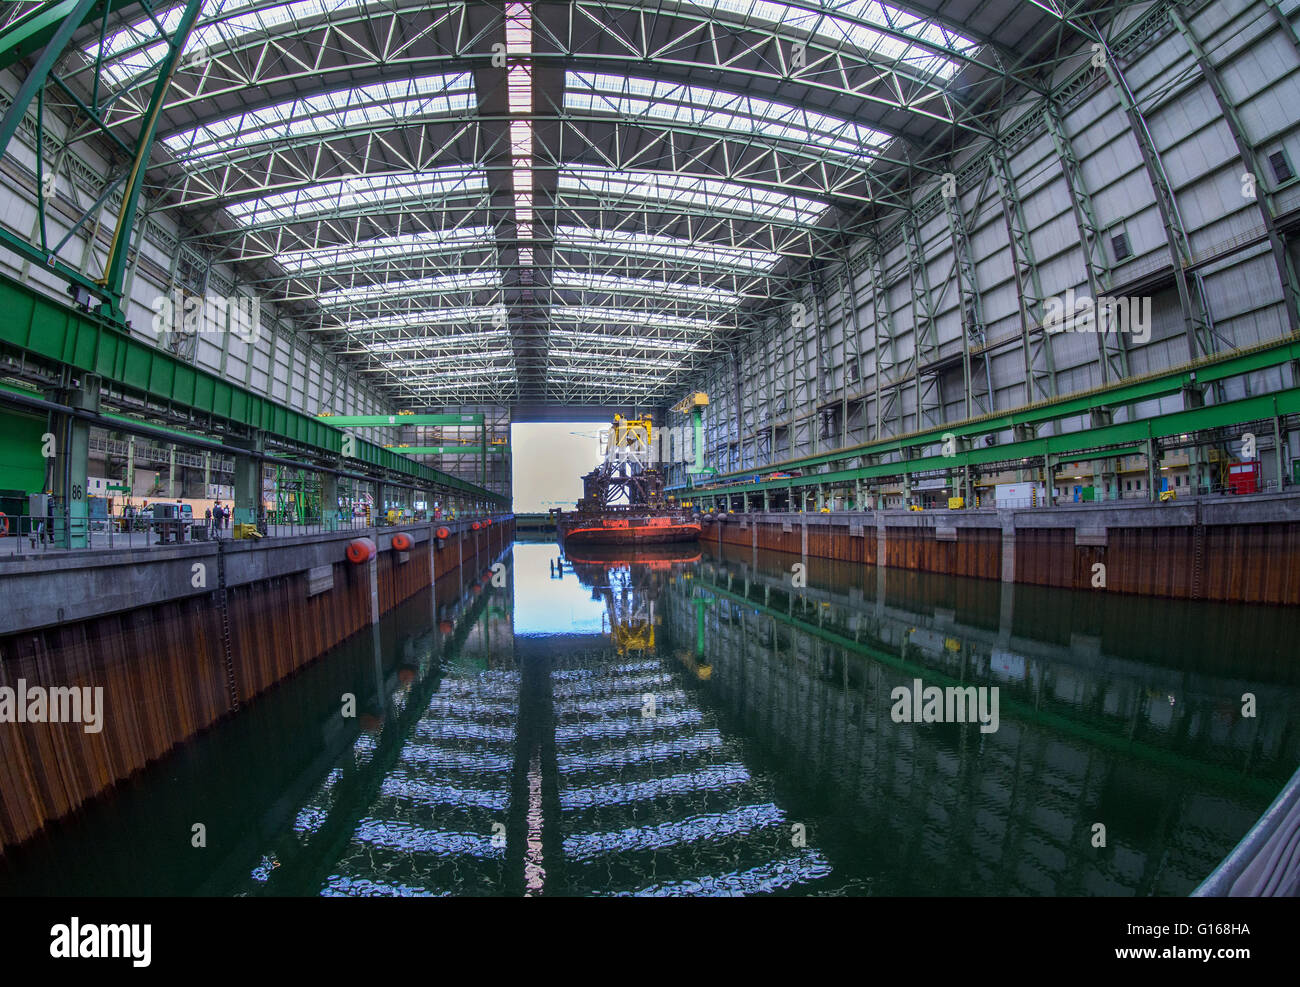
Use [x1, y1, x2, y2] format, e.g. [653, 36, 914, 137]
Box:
[0, 515, 514, 850]
[702, 493, 1300, 604]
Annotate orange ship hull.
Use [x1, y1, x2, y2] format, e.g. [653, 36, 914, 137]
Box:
[559, 517, 700, 547]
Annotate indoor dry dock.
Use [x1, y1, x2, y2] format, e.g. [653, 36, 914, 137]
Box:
[1, 0, 1299, 910]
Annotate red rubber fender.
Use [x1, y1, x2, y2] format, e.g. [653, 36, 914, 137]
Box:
[438, 620, 454, 634]
[471, 521, 481, 531]
[482, 569, 492, 580]
[435, 526, 450, 540]
[391, 532, 413, 552]
[485, 517, 492, 525]
[471, 583, 482, 595]
[346, 537, 377, 564]
[0, 512, 8, 536]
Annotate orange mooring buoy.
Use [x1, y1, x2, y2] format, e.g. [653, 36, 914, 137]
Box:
[471, 521, 481, 530]
[346, 537, 377, 564]
[435, 526, 450, 540]
[391, 532, 413, 552]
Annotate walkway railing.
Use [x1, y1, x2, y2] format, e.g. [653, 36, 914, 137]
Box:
[0, 512, 480, 557]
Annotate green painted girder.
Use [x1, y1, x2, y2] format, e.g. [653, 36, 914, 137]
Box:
[0, 272, 506, 503]
[683, 334, 1300, 490]
[98, 0, 203, 320]
[0, 0, 141, 71]
[691, 576, 1278, 796]
[692, 387, 1300, 498]
[382, 446, 510, 455]
[319, 413, 485, 426]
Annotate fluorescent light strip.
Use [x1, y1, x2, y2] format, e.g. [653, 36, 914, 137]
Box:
[164, 73, 474, 161]
[559, 164, 826, 226]
[507, 2, 535, 268]
[567, 72, 889, 162]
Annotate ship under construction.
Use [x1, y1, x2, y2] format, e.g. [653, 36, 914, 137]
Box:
[555, 414, 700, 548]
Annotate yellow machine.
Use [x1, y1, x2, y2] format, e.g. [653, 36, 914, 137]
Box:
[1160, 489, 1177, 502]
[908, 504, 924, 512]
[608, 413, 654, 458]
[948, 496, 965, 510]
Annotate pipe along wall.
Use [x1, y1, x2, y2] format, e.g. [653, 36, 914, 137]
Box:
[0, 516, 514, 851]
[702, 493, 1300, 606]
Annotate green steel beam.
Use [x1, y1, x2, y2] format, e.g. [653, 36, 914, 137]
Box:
[0, 272, 506, 503]
[0, 0, 99, 159]
[0, 0, 140, 72]
[382, 446, 510, 455]
[678, 334, 1300, 490]
[97, 0, 203, 321]
[690, 388, 1300, 499]
[318, 413, 485, 426]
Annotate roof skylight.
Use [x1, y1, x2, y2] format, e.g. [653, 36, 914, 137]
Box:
[277, 228, 495, 273]
[672, 0, 977, 81]
[163, 73, 474, 162]
[316, 271, 499, 307]
[554, 271, 740, 305]
[559, 165, 827, 226]
[226, 169, 487, 227]
[567, 72, 890, 163]
[556, 225, 779, 272]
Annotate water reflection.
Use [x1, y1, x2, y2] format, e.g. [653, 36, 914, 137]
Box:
[2, 538, 1295, 897]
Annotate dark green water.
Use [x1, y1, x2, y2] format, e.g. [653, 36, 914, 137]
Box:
[3, 538, 1298, 896]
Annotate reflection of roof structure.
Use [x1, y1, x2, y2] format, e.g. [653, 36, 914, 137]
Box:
[677, 554, 1293, 894]
[549, 653, 831, 895]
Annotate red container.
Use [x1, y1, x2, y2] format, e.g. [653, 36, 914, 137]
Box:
[1229, 461, 1260, 495]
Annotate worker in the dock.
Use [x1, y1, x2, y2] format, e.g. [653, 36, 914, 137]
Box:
[213, 501, 223, 538]
[204, 506, 212, 538]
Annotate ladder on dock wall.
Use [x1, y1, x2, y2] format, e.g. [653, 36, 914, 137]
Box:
[1191, 502, 1206, 600]
[215, 539, 240, 712]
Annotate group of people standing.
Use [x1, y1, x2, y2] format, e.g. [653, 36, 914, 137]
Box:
[206, 501, 232, 537]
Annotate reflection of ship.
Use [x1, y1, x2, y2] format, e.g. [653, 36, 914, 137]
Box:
[556, 414, 700, 547]
[565, 544, 701, 569]
[561, 545, 697, 656]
